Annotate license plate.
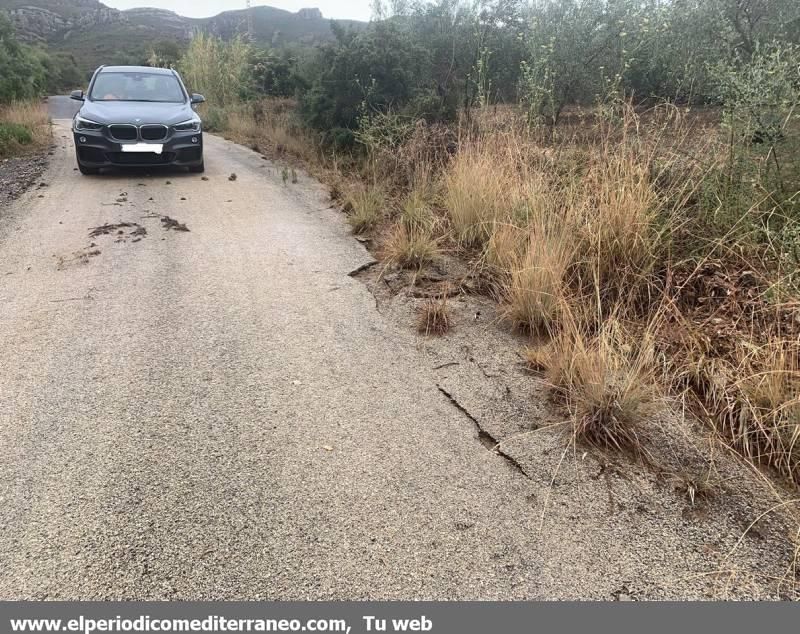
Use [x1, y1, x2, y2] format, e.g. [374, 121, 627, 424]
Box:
[121, 143, 163, 154]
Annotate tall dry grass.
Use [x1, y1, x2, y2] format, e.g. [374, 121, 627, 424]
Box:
[443, 105, 800, 480]
[345, 185, 385, 234]
[179, 33, 251, 109]
[443, 144, 523, 247]
[0, 100, 51, 156]
[577, 154, 659, 296]
[461, 124, 665, 333]
[675, 331, 800, 481]
[221, 99, 320, 165]
[505, 215, 575, 333]
[204, 95, 800, 486]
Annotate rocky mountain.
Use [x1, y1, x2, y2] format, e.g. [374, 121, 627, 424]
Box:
[4, 0, 121, 42]
[1, 0, 363, 73]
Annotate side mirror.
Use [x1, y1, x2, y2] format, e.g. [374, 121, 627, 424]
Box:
[70, 90, 85, 101]
[190, 94, 206, 105]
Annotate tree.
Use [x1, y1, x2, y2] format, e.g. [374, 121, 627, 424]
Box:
[299, 21, 431, 131]
[0, 12, 48, 102]
[251, 48, 303, 98]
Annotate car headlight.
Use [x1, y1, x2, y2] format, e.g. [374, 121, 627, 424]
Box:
[173, 119, 201, 132]
[74, 116, 104, 132]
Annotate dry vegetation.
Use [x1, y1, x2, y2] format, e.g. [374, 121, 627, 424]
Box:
[417, 294, 451, 336]
[210, 98, 319, 166]
[0, 100, 50, 157]
[214, 95, 800, 501]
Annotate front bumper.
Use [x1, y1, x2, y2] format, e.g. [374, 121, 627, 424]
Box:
[73, 128, 204, 168]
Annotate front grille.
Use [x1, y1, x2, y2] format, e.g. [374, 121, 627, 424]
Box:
[107, 152, 176, 165]
[140, 125, 168, 141]
[109, 125, 138, 141]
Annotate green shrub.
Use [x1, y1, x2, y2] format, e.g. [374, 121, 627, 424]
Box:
[0, 13, 48, 102]
[324, 127, 356, 151]
[0, 122, 33, 156]
[201, 106, 227, 133]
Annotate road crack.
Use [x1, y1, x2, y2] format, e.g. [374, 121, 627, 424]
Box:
[348, 260, 379, 278]
[436, 385, 531, 480]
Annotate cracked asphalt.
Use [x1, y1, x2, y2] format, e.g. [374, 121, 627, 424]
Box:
[0, 99, 548, 600]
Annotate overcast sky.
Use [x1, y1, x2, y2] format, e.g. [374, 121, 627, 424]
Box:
[103, 0, 373, 21]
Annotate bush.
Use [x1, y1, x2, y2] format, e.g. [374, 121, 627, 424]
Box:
[713, 42, 800, 207]
[298, 22, 429, 132]
[402, 91, 458, 123]
[324, 127, 356, 151]
[200, 106, 227, 133]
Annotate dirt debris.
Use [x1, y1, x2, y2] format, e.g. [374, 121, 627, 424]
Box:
[89, 222, 146, 239]
[56, 247, 102, 270]
[160, 216, 190, 232]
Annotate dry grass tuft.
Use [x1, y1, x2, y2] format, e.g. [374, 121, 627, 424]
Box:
[346, 186, 385, 234]
[384, 179, 443, 268]
[384, 224, 441, 269]
[400, 179, 438, 233]
[575, 153, 660, 295]
[2, 101, 50, 141]
[485, 223, 526, 277]
[226, 106, 260, 140]
[524, 343, 552, 373]
[417, 295, 451, 336]
[675, 334, 800, 481]
[443, 144, 519, 247]
[504, 217, 575, 334]
[540, 315, 657, 455]
[669, 469, 718, 506]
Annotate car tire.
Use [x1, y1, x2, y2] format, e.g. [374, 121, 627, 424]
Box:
[77, 162, 100, 176]
[189, 160, 205, 174]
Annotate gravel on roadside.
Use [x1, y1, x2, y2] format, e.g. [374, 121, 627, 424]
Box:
[0, 152, 50, 210]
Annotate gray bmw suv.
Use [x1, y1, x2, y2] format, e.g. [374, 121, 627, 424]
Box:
[71, 65, 206, 175]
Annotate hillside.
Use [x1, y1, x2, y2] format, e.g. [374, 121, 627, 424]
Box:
[0, 0, 364, 74]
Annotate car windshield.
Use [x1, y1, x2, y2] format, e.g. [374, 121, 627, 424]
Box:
[89, 72, 185, 103]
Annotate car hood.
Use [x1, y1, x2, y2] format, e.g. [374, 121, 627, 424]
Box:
[78, 101, 197, 126]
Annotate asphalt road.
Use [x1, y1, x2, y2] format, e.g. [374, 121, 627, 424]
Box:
[0, 97, 548, 600]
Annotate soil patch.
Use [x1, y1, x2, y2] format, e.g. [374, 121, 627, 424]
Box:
[0, 153, 49, 210]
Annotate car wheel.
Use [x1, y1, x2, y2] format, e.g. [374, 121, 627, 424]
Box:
[78, 162, 100, 176]
[189, 160, 205, 174]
